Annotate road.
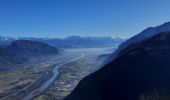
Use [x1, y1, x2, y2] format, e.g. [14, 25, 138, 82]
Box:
[23, 54, 85, 100]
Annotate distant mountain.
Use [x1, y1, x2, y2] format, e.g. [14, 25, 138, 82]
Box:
[97, 54, 111, 62]
[0, 36, 125, 48]
[21, 36, 125, 48]
[65, 23, 170, 100]
[0, 40, 60, 71]
[7, 40, 60, 57]
[0, 36, 15, 46]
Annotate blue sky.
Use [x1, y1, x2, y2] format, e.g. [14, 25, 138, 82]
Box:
[0, 0, 170, 38]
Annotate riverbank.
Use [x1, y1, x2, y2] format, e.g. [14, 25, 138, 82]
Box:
[22, 55, 85, 100]
[34, 55, 98, 100]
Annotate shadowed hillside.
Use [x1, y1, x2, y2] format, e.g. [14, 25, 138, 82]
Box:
[65, 32, 170, 100]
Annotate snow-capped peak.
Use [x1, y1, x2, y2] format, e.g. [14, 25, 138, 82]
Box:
[0, 36, 16, 41]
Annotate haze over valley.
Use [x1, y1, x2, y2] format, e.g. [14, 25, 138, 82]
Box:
[0, 0, 170, 100]
[0, 35, 121, 100]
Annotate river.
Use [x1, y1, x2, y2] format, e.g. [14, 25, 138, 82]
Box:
[23, 54, 85, 100]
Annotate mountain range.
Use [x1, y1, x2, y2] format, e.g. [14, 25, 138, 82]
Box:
[0, 36, 125, 48]
[0, 36, 15, 46]
[65, 22, 170, 100]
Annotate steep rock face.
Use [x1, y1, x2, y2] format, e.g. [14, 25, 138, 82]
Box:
[65, 32, 170, 100]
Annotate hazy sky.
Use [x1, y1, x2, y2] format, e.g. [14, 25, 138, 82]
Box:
[0, 0, 170, 38]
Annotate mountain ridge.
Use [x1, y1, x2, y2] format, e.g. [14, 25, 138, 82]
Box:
[107, 22, 170, 63]
[0, 40, 60, 71]
[0, 36, 125, 48]
[65, 22, 170, 100]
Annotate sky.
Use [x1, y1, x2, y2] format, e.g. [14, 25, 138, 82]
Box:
[0, 0, 170, 38]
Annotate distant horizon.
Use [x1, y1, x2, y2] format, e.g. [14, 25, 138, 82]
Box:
[0, 21, 169, 39]
[0, 34, 127, 39]
[1, 21, 170, 39]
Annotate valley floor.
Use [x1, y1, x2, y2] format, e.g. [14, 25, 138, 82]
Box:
[0, 47, 113, 100]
